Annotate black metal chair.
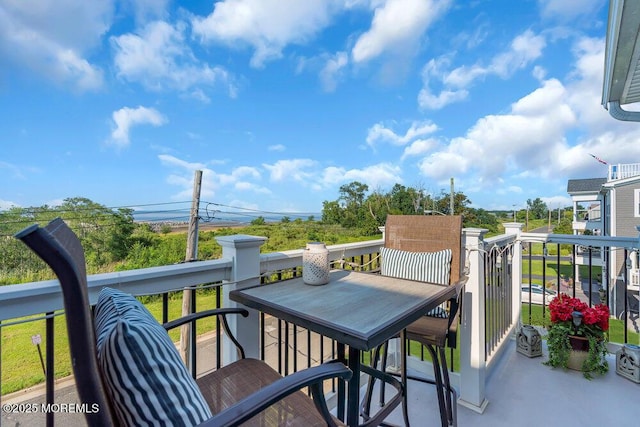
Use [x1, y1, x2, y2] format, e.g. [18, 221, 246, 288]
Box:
[16, 218, 351, 426]
[362, 215, 467, 427]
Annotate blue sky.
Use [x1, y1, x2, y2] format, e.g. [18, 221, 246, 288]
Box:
[2, 0, 639, 220]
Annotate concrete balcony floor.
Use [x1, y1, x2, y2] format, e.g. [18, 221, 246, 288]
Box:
[378, 339, 637, 426]
[2, 334, 637, 426]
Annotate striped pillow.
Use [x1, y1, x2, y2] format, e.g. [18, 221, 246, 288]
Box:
[380, 247, 452, 318]
[381, 247, 452, 285]
[94, 287, 212, 426]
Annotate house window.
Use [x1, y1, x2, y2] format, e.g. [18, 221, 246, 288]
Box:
[635, 189, 640, 217]
[576, 201, 601, 221]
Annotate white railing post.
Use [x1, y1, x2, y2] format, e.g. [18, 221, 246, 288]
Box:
[459, 227, 489, 413]
[504, 223, 523, 326]
[216, 234, 267, 364]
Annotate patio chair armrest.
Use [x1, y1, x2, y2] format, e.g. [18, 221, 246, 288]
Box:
[446, 276, 468, 345]
[162, 308, 249, 330]
[163, 308, 249, 359]
[200, 361, 352, 427]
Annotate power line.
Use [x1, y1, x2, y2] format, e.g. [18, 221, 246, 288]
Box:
[0, 199, 322, 235]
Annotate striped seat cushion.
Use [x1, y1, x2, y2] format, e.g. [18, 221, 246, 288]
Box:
[380, 247, 452, 318]
[94, 287, 212, 426]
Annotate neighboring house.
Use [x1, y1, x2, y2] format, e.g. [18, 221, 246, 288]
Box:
[567, 163, 640, 317]
[567, 177, 607, 236]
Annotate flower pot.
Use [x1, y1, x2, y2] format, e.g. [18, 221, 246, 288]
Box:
[567, 336, 590, 371]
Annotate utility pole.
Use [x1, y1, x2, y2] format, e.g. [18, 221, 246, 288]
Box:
[558, 207, 561, 224]
[450, 177, 454, 215]
[181, 170, 202, 367]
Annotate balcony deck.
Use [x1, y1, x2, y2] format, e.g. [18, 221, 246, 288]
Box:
[395, 340, 637, 426]
[2, 338, 636, 426]
[2, 229, 638, 426]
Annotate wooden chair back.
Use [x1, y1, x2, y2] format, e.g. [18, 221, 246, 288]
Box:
[384, 214, 463, 285]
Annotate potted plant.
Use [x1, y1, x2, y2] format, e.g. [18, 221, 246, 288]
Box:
[544, 293, 610, 379]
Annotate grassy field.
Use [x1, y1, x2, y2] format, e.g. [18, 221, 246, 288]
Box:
[1, 290, 220, 395]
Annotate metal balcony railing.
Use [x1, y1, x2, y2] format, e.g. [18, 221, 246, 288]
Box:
[1, 227, 639, 426]
[609, 162, 640, 180]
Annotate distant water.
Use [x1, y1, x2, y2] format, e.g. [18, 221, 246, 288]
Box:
[133, 210, 321, 226]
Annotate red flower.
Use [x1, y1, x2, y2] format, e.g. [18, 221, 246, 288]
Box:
[548, 294, 610, 332]
[582, 309, 598, 325]
[594, 304, 610, 331]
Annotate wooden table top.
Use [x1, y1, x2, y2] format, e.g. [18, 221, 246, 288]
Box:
[230, 270, 455, 351]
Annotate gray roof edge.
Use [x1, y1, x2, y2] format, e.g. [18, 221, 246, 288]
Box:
[567, 178, 608, 193]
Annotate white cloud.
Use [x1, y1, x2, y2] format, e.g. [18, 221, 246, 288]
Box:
[418, 77, 577, 184]
[263, 159, 317, 182]
[0, 0, 109, 91]
[123, 0, 170, 24]
[109, 106, 168, 148]
[418, 150, 471, 180]
[419, 30, 546, 110]
[0, 199, 19, 210]
[507, 186, 523, 194]
[538, 0, 604, 21]
[532, 65, 547, 81]
[192, 0, 337, 68]
[401, 138, 438, 160]
[321, 163, 402, 190]
[320, 51, 349, 92]
[158, 155, 267, 200]
[158, 154, 213, 199]
[112, 20, 236, 97]
[235, 181, 272, 194]
[158, 154, 206, 171]
[542, 195, 572, 209]
[232, 166, 261, 181]
[490, 30, 546, 78]
[268, 144, 286, 151]
[416, 35, 640, 193]
[418, 87, 469, 110]
[351, 0, 451, 63]
[418, 56, 470, 108]
[366, 120, 438, 148]
[0, 160, 26, 180]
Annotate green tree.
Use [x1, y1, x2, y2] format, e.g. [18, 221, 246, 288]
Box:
[338, 181, 369, 228]
[321, 200, 343, 224]
[364, 191, 389, 224]
[434, 191, 471, 215]
[321, 182, 478, 231]
[388, 184, 415, 214]
[251, 216, 266, 225]
[463, 208, 499, 233]
[527, 198, 548, 220]
[553, 217, 573, 234]
[57, 198, 135, 265]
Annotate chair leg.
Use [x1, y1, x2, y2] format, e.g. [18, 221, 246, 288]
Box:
[379, 340, 389, 407]
[437, 346, 456, 426]
[425, 345, 447, 427]
[438, 347, 458, 427]
[361, 343, 383, 420]
[400, 333, 410, 427]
